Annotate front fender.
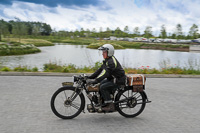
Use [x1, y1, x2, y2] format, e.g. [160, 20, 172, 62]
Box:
[59, 85, 86, 111]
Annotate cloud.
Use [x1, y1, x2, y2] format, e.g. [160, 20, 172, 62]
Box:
[0, 0, 109, 8]
[0, 0, 200, 35]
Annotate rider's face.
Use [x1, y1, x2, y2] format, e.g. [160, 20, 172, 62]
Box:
[102, 50, 108, 59]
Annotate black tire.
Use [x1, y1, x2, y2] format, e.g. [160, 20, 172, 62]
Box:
[51, 86, 85, 119]
[115, 89, 146, 118]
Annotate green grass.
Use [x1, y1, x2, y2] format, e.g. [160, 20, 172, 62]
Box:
[1, 61, 200, 75]
[0, 65, 38, 72]
[86, 40, 189, 51]
[0, 43, 41, 56]
[2, 38, 54, 47]
[124, 67, 200, 75]
[46, 37, 97, 45]
[43, 62, 99, 73]
[87, 41, 124, 49]
[20, 39, 54, 47]
[2, 36, 190, 51]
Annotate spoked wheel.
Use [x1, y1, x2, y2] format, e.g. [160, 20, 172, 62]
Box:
[115, 89, 146, 118]
[51, 86, 85, 119]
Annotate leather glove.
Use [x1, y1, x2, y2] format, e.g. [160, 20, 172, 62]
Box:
[86, 79, 98, 85]
[85, 75, 92, 79]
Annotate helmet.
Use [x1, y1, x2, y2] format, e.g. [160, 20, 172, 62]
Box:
[98, 44, 114, 57]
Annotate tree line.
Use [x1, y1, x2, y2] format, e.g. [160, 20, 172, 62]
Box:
[0, 19, 200, 41]
[0, 18, 52, 41]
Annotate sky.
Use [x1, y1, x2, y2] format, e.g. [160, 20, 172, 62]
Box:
[0, 0, 200, 36]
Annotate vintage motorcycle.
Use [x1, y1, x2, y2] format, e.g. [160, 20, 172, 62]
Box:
[50, 74, 151, 119]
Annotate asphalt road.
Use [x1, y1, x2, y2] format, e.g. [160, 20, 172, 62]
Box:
[0, 76, 200, 133]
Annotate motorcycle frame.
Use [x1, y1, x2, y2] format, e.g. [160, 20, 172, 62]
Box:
[69, 80, 151, 113]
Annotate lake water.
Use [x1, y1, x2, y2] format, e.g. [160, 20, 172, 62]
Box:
[0, 44, 200, 70]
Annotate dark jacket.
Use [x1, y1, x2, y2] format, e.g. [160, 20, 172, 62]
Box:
[89, 56, 126, 85]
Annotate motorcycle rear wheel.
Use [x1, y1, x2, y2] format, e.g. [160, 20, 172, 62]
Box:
[115, 89, 146, 118]
[51, 86, 85, 119]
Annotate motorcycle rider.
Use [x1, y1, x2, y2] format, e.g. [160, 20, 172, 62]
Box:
[87, 44, 126, 112]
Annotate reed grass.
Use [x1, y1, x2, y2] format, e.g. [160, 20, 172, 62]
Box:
[1, 60, 200, 75]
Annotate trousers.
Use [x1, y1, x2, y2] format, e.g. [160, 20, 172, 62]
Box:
[99, 79, 118, 103]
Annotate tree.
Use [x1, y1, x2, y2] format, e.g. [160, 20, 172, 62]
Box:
[133, 27, 140, 37]
[189, 24, 198, 39]
[105, 27, 112, 37]
[175, 24, 183, 39]
[106, 27, 111, 32]
[74, 29, 80, 37]
[7, 20, 13, 34]
[99, 27, 103, 38]
[171, 33, 176, 39]
[144, 26, 152, 38]
[0, 19, 10, 41]
[26, 22, 33, 35]
[124, 26, 129, 33]
[114, 27, 123, 37]
[90, 28, 97, 38]
[80, 28, 85, 37]
[92, 28, 96, 33]
[58, 30, 68, 38]
[41, 23, 52, 35]
[85, 28, 90, 37]
[123, 26, 129, 37]
[32, 22, 41, 36]
[160, 25, 167, 39]
[12, 18, 28, 42]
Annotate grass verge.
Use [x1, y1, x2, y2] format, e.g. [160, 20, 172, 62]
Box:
[1, 62, 200, 75]
[87, 40, 189, 51]
[3, 38, 54, 47]
[0, 42, 41, 56]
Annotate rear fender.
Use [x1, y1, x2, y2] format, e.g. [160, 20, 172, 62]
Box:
[141, 91, 148, 100]
[115, 87, 149, 102]
[141, 91, 151, 103]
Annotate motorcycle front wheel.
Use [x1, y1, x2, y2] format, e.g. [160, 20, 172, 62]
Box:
[51, 86, 85, 119]
[115, 89, 146, 118]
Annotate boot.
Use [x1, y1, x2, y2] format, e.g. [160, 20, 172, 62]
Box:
[102, 103, 115, 112]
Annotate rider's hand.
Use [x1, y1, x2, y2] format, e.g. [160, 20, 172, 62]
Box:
[87, 79, 98, 85]
[85, 75, 92, 79]
[85, 76, 89, 79]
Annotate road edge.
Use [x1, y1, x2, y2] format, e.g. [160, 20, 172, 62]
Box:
[1, 72, 200, 78]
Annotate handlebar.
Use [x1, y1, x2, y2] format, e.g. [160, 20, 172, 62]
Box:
[73, 74, 97, 86]
[73, 74, 87, 83]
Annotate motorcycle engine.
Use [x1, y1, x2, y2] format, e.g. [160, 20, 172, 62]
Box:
[92, 94, 98, 104]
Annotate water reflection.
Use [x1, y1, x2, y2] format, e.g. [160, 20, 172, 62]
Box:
[0, 44, 200, 70]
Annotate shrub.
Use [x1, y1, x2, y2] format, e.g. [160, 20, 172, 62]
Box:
[32, 67, 38, 72]
[13, 66, 31, 72]
[43, 63, 63, 72]
[92, 61, 102, 71]
[1, 67, 11, 72]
